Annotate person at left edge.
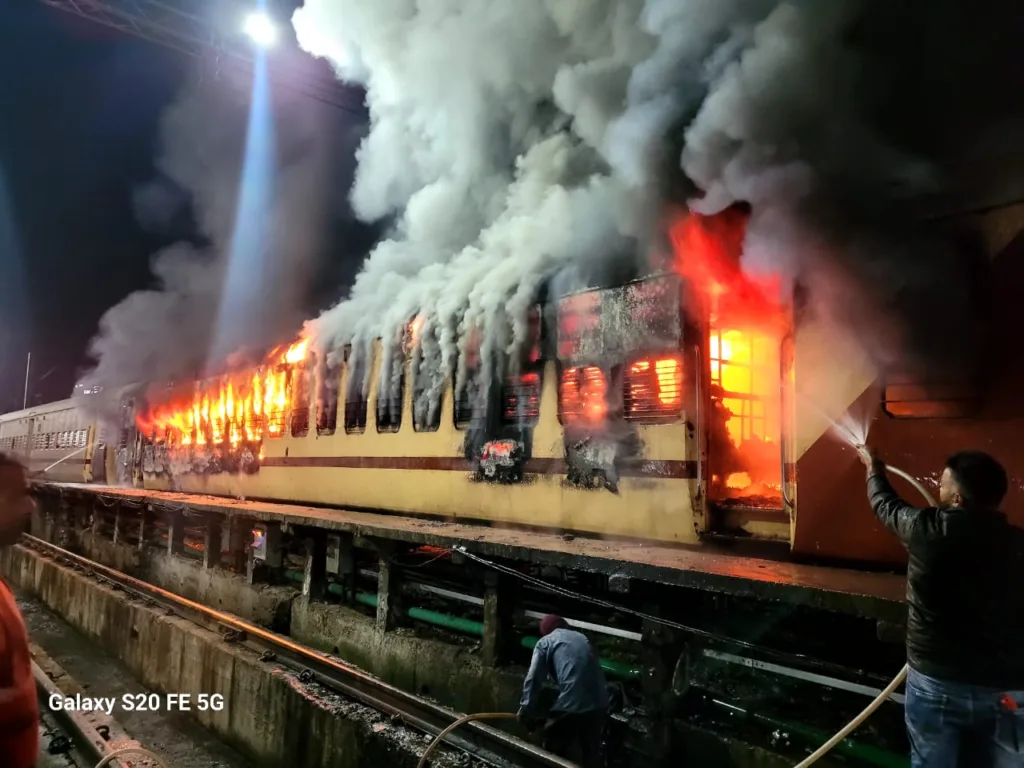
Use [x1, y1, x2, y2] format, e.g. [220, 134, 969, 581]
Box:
[0, 453, 39, 768]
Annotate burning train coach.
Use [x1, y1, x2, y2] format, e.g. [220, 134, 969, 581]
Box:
[128, 209, 794, 546]
[133, 339, 311, 477]
[5, 202, 1024, 569]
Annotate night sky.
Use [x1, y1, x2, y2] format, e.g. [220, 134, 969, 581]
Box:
[0, 2, 187, 411]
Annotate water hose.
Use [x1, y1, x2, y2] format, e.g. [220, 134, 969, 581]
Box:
[93, 747, 170, 767]
[794, 452, 936, 768]
[417, 712, 517, 768]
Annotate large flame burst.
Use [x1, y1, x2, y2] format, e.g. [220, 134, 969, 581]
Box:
[136, 339, 310, 456]
[669, 209, 786, 503]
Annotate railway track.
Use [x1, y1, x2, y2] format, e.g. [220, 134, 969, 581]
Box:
[20, 534, 574, 768]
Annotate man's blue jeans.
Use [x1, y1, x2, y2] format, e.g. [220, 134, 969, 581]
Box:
[906, 667, 1024, 767]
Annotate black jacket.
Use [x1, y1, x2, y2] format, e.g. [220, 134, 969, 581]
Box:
[868, 467, 1024, 689]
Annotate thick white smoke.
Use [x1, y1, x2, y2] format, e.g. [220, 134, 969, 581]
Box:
[293, 0, 648, 373]
[290, 0, 888, 397]
[293, 0, 1010, 397]
[77, 0, 1020, 414]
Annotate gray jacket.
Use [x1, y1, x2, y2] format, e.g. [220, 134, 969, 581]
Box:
[519, 628, 608, 715]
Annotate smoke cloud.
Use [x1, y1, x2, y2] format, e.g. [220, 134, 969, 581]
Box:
[80, 0, 1024, 408]
[77, 65, 371, 402]
[291, 0, 1021, 393]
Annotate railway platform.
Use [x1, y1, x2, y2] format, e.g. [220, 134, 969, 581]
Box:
[36, 482, 906, 620]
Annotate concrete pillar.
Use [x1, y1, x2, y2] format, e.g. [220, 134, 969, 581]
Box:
[302, 532, 328, 600]
[376, 548, 401, 633]
[138, 507, 150, 550]
[481, 572, 512, 667]
[245, 543, 257, 584]
[247, 522, 283, 584]
[55, 503, 72, 550]
[641, 615, 674, 715]
[74, 504, 90, 541]
[337, 533, 356, 605]
[90, 501, 101, 540]
[226, 518, 249, 573]
[167, 509, 185, 556]
[640, 610, 675, 764]
[204, 517, 222, 569]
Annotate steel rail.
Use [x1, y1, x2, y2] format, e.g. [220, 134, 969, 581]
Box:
[34, 660, 118, 766]
[20, 534, 572, 768]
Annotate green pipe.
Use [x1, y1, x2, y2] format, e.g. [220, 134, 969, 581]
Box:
[284, 572, 361, 601]
[521, 636, 640, 681]
[286, 573, 893, 765]
[282, 571, 640, 681]
[408, 606, 484, 636]
[710, 699, 907, 768]
[284, 569, 347, 598]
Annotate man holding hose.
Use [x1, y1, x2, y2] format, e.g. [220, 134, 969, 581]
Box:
[861, 448, 1024, 767]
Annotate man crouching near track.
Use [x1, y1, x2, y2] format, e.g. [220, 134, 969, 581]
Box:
[518, 615, 608, 767]
[0, 453, 39, 767]
[861, 448, 1024, 767]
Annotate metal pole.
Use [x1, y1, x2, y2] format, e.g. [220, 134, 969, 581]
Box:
[22, 352, 31, 410]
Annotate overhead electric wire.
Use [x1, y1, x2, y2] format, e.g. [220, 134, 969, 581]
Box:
[35, 0, 365, 114]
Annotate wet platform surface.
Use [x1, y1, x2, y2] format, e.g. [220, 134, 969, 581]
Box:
[40, 482, 907, 619]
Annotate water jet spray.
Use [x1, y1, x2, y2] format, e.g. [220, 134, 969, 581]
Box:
[797, 417, 937, 767]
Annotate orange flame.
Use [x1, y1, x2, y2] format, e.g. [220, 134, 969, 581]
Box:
[560, 365, 608, 425]
[136, 338, 310, 454]
[282, 339, 309, 365]
[670, 208, 784, 502]
[409, 315, 425, 346]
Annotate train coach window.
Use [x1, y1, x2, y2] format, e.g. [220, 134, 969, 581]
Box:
[625, 355, 683, 423]
[291, 365, 311, 438]
[454, 328, 485, 430]
[502, 372, 541, 425]
[344, 393, 368, 433]
[317, 359, 340, 436]
[260, 370, 288, 439]
[883, 375, 980, 418]
[376, 356, 404, 433]
[559, 365, 607, 425]
[502, 308, 542, 426]
[454, 378, 488, 429]
[413, 354, 441, 433]
[344, 364, 368, 434]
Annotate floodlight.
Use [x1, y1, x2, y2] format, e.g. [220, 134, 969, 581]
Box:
[243, 11, 278, 48]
